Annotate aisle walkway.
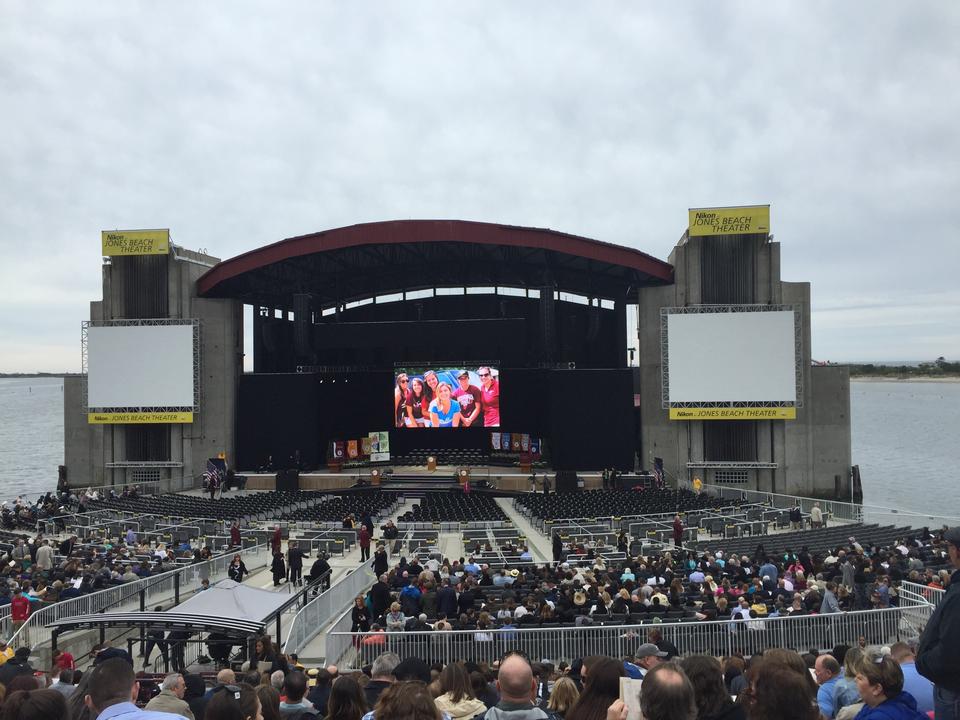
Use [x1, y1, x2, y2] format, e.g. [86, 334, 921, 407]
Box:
[496, 496, 551, 562]
[292, 497, 419, 663]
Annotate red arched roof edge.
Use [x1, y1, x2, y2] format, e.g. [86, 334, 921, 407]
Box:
[196, 219, 674, 296]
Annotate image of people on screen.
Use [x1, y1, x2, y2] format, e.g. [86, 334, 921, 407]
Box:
[394, 373, 409, 428]
[478, 365, 499, 427]
[404, 377, 430, 427]
[429, 381, 461, 427]
[394, 367, 499, 428]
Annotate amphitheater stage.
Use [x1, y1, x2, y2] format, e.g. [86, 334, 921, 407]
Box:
[238, 466, 658, 493]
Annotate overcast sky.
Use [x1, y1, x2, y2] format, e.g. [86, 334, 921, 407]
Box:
[1, 2, 958, 372]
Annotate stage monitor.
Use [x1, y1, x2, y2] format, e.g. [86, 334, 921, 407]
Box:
[663, 307, 799, 418]
[87, 323, 196, 409]
[394, 365, 500, 428]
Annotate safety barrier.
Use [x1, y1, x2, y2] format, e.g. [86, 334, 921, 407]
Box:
[692, 481, 960, 529]
[331, 603, 934, 668]
[688, 482, 863, 524]
[901, 580, 946, 609]
[9, 543, 270, 651]
[283, 562, 377, 655]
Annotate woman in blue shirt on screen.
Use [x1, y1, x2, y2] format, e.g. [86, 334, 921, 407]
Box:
[429, 382, 462, 427]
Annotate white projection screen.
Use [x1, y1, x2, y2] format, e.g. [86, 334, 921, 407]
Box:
[666, 310, 797, 403]
[87, 324, 195, 408]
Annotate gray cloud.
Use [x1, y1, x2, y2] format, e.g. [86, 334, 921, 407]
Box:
[1, 1, 958, 371]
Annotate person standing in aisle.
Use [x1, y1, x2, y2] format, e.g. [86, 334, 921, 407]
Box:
[287, 540, 308, 586]
[359, 524, 371, 562]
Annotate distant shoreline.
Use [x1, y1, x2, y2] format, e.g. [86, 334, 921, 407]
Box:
[851, 375, 960, 383]
[0, 373, 78, 378]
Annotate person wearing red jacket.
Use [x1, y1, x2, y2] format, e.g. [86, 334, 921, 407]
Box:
[271, 524, 282, 554]
[10, 587, 30, 642]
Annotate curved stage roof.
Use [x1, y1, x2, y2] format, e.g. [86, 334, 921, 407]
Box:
[197, 219, 673, 307]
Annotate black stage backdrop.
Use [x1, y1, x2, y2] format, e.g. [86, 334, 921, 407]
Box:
[236, 373, 320, 470]
[237, 368, 634, 471]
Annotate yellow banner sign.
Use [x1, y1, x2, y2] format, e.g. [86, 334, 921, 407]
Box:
[101, 229, 170, 256]
[88, 411, 193, 424]
[688, 206, 770, 237]
[669, 407, 796, 421]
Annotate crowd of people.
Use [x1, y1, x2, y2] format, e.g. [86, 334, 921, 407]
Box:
[0, 641, 942, 720]
[0, 523, 242, 616]
[348, 525, 956, 643]
[394, 368, 500, 429]
[0, 482, 956, 720]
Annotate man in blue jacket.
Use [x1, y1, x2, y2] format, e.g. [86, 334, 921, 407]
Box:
[917, 526, 960, 720]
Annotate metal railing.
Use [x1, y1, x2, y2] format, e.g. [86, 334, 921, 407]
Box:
[283, 563, 377, 656]
[901, 580, 946, 609]
[333, 604, 934, 668]
[692, 481, 960, 530]
[65, 480, 164, 496]
[689, 482, 864, 524]
[8, 543, 271, 651]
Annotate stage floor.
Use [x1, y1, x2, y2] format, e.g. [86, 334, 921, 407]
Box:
[239, 465, 608, 492]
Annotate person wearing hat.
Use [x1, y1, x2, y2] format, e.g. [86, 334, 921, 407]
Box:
[452, 370, 482, 427]
[0, 638, 13, 666]
[0, 645, 33, 686]
[634, 643, 668, 677]
[917, 526, 960, 720]
[573, 590, 588, 610]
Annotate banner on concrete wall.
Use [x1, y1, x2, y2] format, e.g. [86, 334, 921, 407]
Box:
[669, 407, 796, 420]
[101, 229, 170, 256]
[88, 411, 193, 424]
[688, 206, 770, 237]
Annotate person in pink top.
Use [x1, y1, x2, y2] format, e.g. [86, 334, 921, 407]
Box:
[478, 366, 500, 427]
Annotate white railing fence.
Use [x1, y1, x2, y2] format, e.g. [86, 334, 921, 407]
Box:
[901, 580, 946, 609]
[283, 562, 377, 656]
[689, 482, 864, 523]
[692, 481, 960, 530]
[9, 543, 270, 652]
[332, 605, 933, 669]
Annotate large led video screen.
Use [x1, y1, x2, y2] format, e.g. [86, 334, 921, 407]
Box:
[666, 310, 796, 403]
[394, 366, 500, 428]
[87, 324, 195, 408]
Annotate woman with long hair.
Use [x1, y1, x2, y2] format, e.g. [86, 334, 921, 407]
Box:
[428, 382, 462, 428]
[326, 676, 368, 720]
[405, 377, 430, 427]
[548, 676, 581, 719]
[256, 684, 282, 720]
[681, 655, 745, 720]
[351, 595, 372, 632]
[373, 681, 440, 720]
[422, 370, 439, 409]
[395, 373, 410, 427]
[743, 656, 819, 720]
[434, 663, 487, 720]
[254, 636, 288, 675]
[761, 649, 818, 699]
[834, 647, 864, 714]
[722, 656, 747, 696]
[0, 689, 69, 720]
[229, 553, 249, 582]
[566, 656, 624, 720]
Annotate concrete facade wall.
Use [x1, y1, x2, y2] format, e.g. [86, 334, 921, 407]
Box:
[809, 365, 853, 498]
[64, 248, 242, 492]
[637, 234, 852, 499]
